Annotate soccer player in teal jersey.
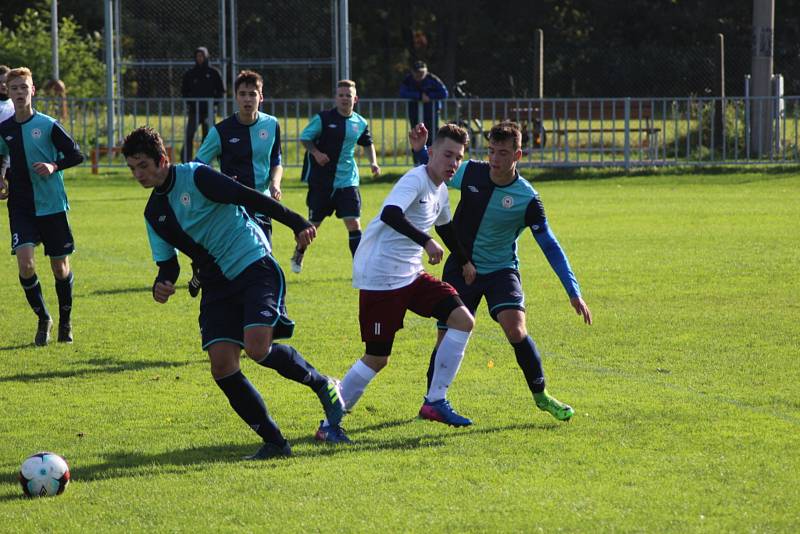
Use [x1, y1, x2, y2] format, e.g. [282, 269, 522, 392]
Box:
[0, 67, 84, 346]
[122, 126, 344, 460]
[411, 122, 592, 421]
[291, 80, 380, 273]
[191, 70, 283, 297]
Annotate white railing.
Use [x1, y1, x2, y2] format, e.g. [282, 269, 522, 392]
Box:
[31, 96, 799, 172]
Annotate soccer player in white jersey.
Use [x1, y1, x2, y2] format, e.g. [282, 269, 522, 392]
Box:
[315, 124, 476, 443]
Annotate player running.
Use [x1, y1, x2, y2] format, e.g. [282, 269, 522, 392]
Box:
[0, 67, 84, 346]
[122, 126, 344, 460]
[410, 121, 592, 422]
[316, 124, 476, 444]
[291, 80, 380, 273]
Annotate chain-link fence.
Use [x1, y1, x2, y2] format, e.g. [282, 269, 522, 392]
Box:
[119, 0, 337, 99]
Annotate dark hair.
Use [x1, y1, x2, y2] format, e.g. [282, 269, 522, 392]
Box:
[434, 123, 469, 147]
[122, 127, 168, 162]
[235, 70, 263, 92]
[0, 65, 10, 75]
[488, 121, 522, 150]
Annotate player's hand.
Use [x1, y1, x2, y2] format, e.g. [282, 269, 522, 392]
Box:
[370, 163, 380, 177]
[462, 261, 477, 285]
[269, 184, 282, 201]
[153, 281, 176, 304]
[296, 225, 316, 248]
[312, 151, 330, 166]
[0, 177, 8, 200]
[408, 123, 428, 152]
[424, 239, 444, 265]
[421, 93, 431, 103]
[570, 296, 592, 325]
[32, 162, 58, 176]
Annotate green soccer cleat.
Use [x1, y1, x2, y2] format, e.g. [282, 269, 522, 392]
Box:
[534, 390, 575, 421]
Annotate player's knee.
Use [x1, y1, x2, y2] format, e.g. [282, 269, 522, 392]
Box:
[18, 260, 36, 279]
[362, 353, 389, 372]
[446, 306, 475, 332]
[209, 358, 238, 379]
[244, 341, 270, 361]
[51, 263, 70, 280]
[504, 326, 527, 344]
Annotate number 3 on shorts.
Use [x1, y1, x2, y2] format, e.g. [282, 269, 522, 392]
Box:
[12, 233, 19, 248]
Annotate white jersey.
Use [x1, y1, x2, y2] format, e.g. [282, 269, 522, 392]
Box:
[0, 99, 13, 124]
[353, 165, 451, 290]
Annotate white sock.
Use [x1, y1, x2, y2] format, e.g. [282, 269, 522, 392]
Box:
[426, 328, 471, 402]
[340, 359, 377, 412]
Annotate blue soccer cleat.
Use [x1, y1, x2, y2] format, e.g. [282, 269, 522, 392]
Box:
[418, 397, 473, 427]
[314, 421, 352, 444]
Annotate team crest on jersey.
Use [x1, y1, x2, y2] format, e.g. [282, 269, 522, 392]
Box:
[502, 195, 514, 209]
[180, 192, 191, 207]
[351, 123, 359, 133]
[31, 128, 42, 139]
[229, 137, 240, 144]
[258, 129, 268, 140]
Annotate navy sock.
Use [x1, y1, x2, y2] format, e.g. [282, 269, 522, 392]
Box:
[348, 230, 362, 257]
[19, 274, 50, 320]
[257, 343, 327, 391]
[215, 370, 285, 445]
[512, 336, 546, 394]
[54, 271, 74, 324]
[425, 346, 437, 391]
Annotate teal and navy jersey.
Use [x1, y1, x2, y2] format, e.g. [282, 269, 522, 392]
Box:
[300, 108, 372, 189]
[450, 160, 581, 297]
[194, 112, 281, 195]
[0, 110, 84, 215]
[144, 162, 270, 285]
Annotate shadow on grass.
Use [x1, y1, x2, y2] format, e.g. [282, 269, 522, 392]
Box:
[89, 286, 153, 296]
[0, 357, 197, 383]
[0, 342, 35, 351]
[70, 419, 558, 483]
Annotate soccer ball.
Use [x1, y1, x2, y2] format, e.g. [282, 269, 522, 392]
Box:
[18, 452, 71, 497]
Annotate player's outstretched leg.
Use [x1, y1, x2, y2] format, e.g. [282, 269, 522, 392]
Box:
[512, 335, 575, 422]
[254, 343, 345, 426]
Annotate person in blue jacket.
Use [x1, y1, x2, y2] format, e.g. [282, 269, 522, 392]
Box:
[399, 61, 448, 157]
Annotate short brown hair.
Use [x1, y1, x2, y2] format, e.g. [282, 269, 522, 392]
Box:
[6, 67, 33, 84]
[488, 121, 522, 150]
[235, 70, 263, 92]
[122, 126, 168, 163]
[337, 79, 356, 89]
[434, 123, 469, 147]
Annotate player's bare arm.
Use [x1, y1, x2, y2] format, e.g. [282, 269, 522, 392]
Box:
[408, 123, 428, 152]
[269, 164, 283, 201]
[424, 239, 444, 264]
[32, 162, 58, 176]
[302, 140, 329, 166]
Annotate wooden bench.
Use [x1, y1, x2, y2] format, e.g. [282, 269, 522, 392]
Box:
[542, 100, 661, 156]
[91, 145, 174, 174]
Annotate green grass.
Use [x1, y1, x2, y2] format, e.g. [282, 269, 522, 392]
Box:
[0, 166, 798, 532]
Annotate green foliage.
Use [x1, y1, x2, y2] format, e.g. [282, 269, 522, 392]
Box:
[0, 7, 104, 98]
[0, 169, 798, 530]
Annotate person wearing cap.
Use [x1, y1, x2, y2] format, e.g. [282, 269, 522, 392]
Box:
[181, 46, 226, 162]
[399, 61, 448, 160]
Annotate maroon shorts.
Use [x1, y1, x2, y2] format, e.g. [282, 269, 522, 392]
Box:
[359, 272, 458, 343]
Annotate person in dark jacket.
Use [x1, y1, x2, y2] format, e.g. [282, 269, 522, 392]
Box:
[181, 46, 225, 162]
[399, 61, 448, 157]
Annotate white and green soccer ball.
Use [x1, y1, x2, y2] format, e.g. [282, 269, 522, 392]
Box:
[18, 452, 71, 497]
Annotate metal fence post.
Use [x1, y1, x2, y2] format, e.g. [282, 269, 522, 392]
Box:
[623, 98, 631, 171]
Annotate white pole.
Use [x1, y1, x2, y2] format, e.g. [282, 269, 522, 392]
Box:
[51, 0, 59, 81]
[104, 0, 115, 152]
[750, 0, 775, 156]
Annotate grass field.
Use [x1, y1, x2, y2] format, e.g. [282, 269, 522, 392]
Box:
[0, 166, 798, 532]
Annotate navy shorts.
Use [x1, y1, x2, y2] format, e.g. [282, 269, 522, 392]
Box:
[9, 209, 75, 257]
[307, 185, 361, 223]
[198, 257, 295, 350]
[438, 259, 525, 328]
